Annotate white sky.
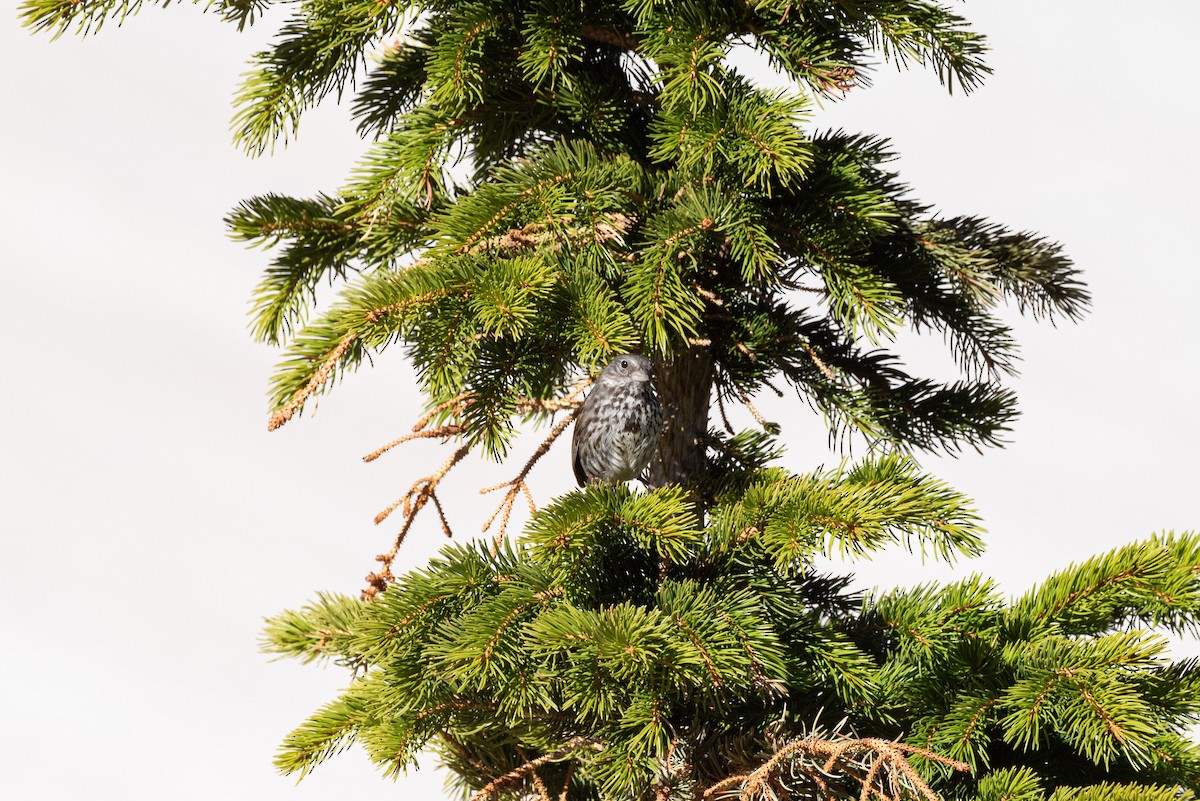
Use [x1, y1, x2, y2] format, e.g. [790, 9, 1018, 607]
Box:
[2, 1, 1197, 797]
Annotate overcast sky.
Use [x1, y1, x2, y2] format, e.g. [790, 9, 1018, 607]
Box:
[2, 1, 1197, 798]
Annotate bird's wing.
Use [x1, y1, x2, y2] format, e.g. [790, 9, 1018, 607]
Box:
[571, 409, 588, 486]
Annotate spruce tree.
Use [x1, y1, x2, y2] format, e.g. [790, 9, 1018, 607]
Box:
[22, 0, 1200, 799]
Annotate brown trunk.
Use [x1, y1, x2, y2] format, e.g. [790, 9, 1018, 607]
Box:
[647, 345, 714, 501]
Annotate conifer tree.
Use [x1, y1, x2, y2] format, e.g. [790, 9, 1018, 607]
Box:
[22, 0, 1200, 799]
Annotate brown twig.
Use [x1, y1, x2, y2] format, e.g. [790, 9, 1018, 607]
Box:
[459, 203, 632, 255]
[361, 381, 591, 597]
[363, 287, 454, 323]
[268, 332, 357, 432]
[363, 424, 465, 462]
[268, 288, 460, 433]
[472, 213, 633, 255]
[481, 408, 579, 548]
[476, 378, 591, 548]
[367, 395, 471, 464]
[703, 736, 968, 801]
[360, 394, 476, 592]
[761, 377, 786, 398]
[516, 746, 554, 801]
[578, 24, 641, 50]
[859, 755, 885, 801]
[515, 394, 587, 414]
[429, 490, 454, 538]
[559, 762, 575, 801]
[364, 443, 472, 599]
[780, 279, 828, 294]
[469, 737, 603, 801]
[373, 442, 469, 526]
[732, 385, 771, 429]
[515, 377, 593, 413]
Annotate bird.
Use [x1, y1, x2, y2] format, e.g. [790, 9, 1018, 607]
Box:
[571, 354, 664, 486]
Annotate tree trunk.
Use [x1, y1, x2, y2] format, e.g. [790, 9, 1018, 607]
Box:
[647, 345, 713, 500]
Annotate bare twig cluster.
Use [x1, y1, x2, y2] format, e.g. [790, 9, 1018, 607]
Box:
[455, 733, 964, 801]
[704, 735, 968, 801]
[480, 410, 577, 549]
[361, 380, 592, 598]
[360, 392, 476, 597]
[480, 378, 591, 547]
[364, 442, 472, 599]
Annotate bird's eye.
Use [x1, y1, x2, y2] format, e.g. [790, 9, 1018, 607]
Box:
[620, 359, 629, 370]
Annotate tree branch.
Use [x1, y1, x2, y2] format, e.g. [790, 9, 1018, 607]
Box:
[704, 736, 968, 801]
[268, 332, 357, 431]
[469, 737, 604, 801]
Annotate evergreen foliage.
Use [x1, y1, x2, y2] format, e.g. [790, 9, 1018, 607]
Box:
[261, 482, 1200, 797]
[23, 0, 1197, 798]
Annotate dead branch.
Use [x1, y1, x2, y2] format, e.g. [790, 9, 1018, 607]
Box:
[703, 736, 968, 801]
[364, 393, 475, 463]
[477, 377, 591, 548]
[761, 376, 786, 398]
[463, 212, 633, 256]
[361, 381, 590, 597]
[364, 443, 472, 599]
[481, 408, 579, 548]
[360, 394, 477, 597]
[515, 394, 585, 414]
[364, 424, 466, 462]
[269, 289, 458, 433]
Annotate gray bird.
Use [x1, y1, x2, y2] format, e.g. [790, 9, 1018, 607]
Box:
[572, 354, 664, 486]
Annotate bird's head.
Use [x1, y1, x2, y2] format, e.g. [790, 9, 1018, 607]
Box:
[599, 354, 654, 385]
